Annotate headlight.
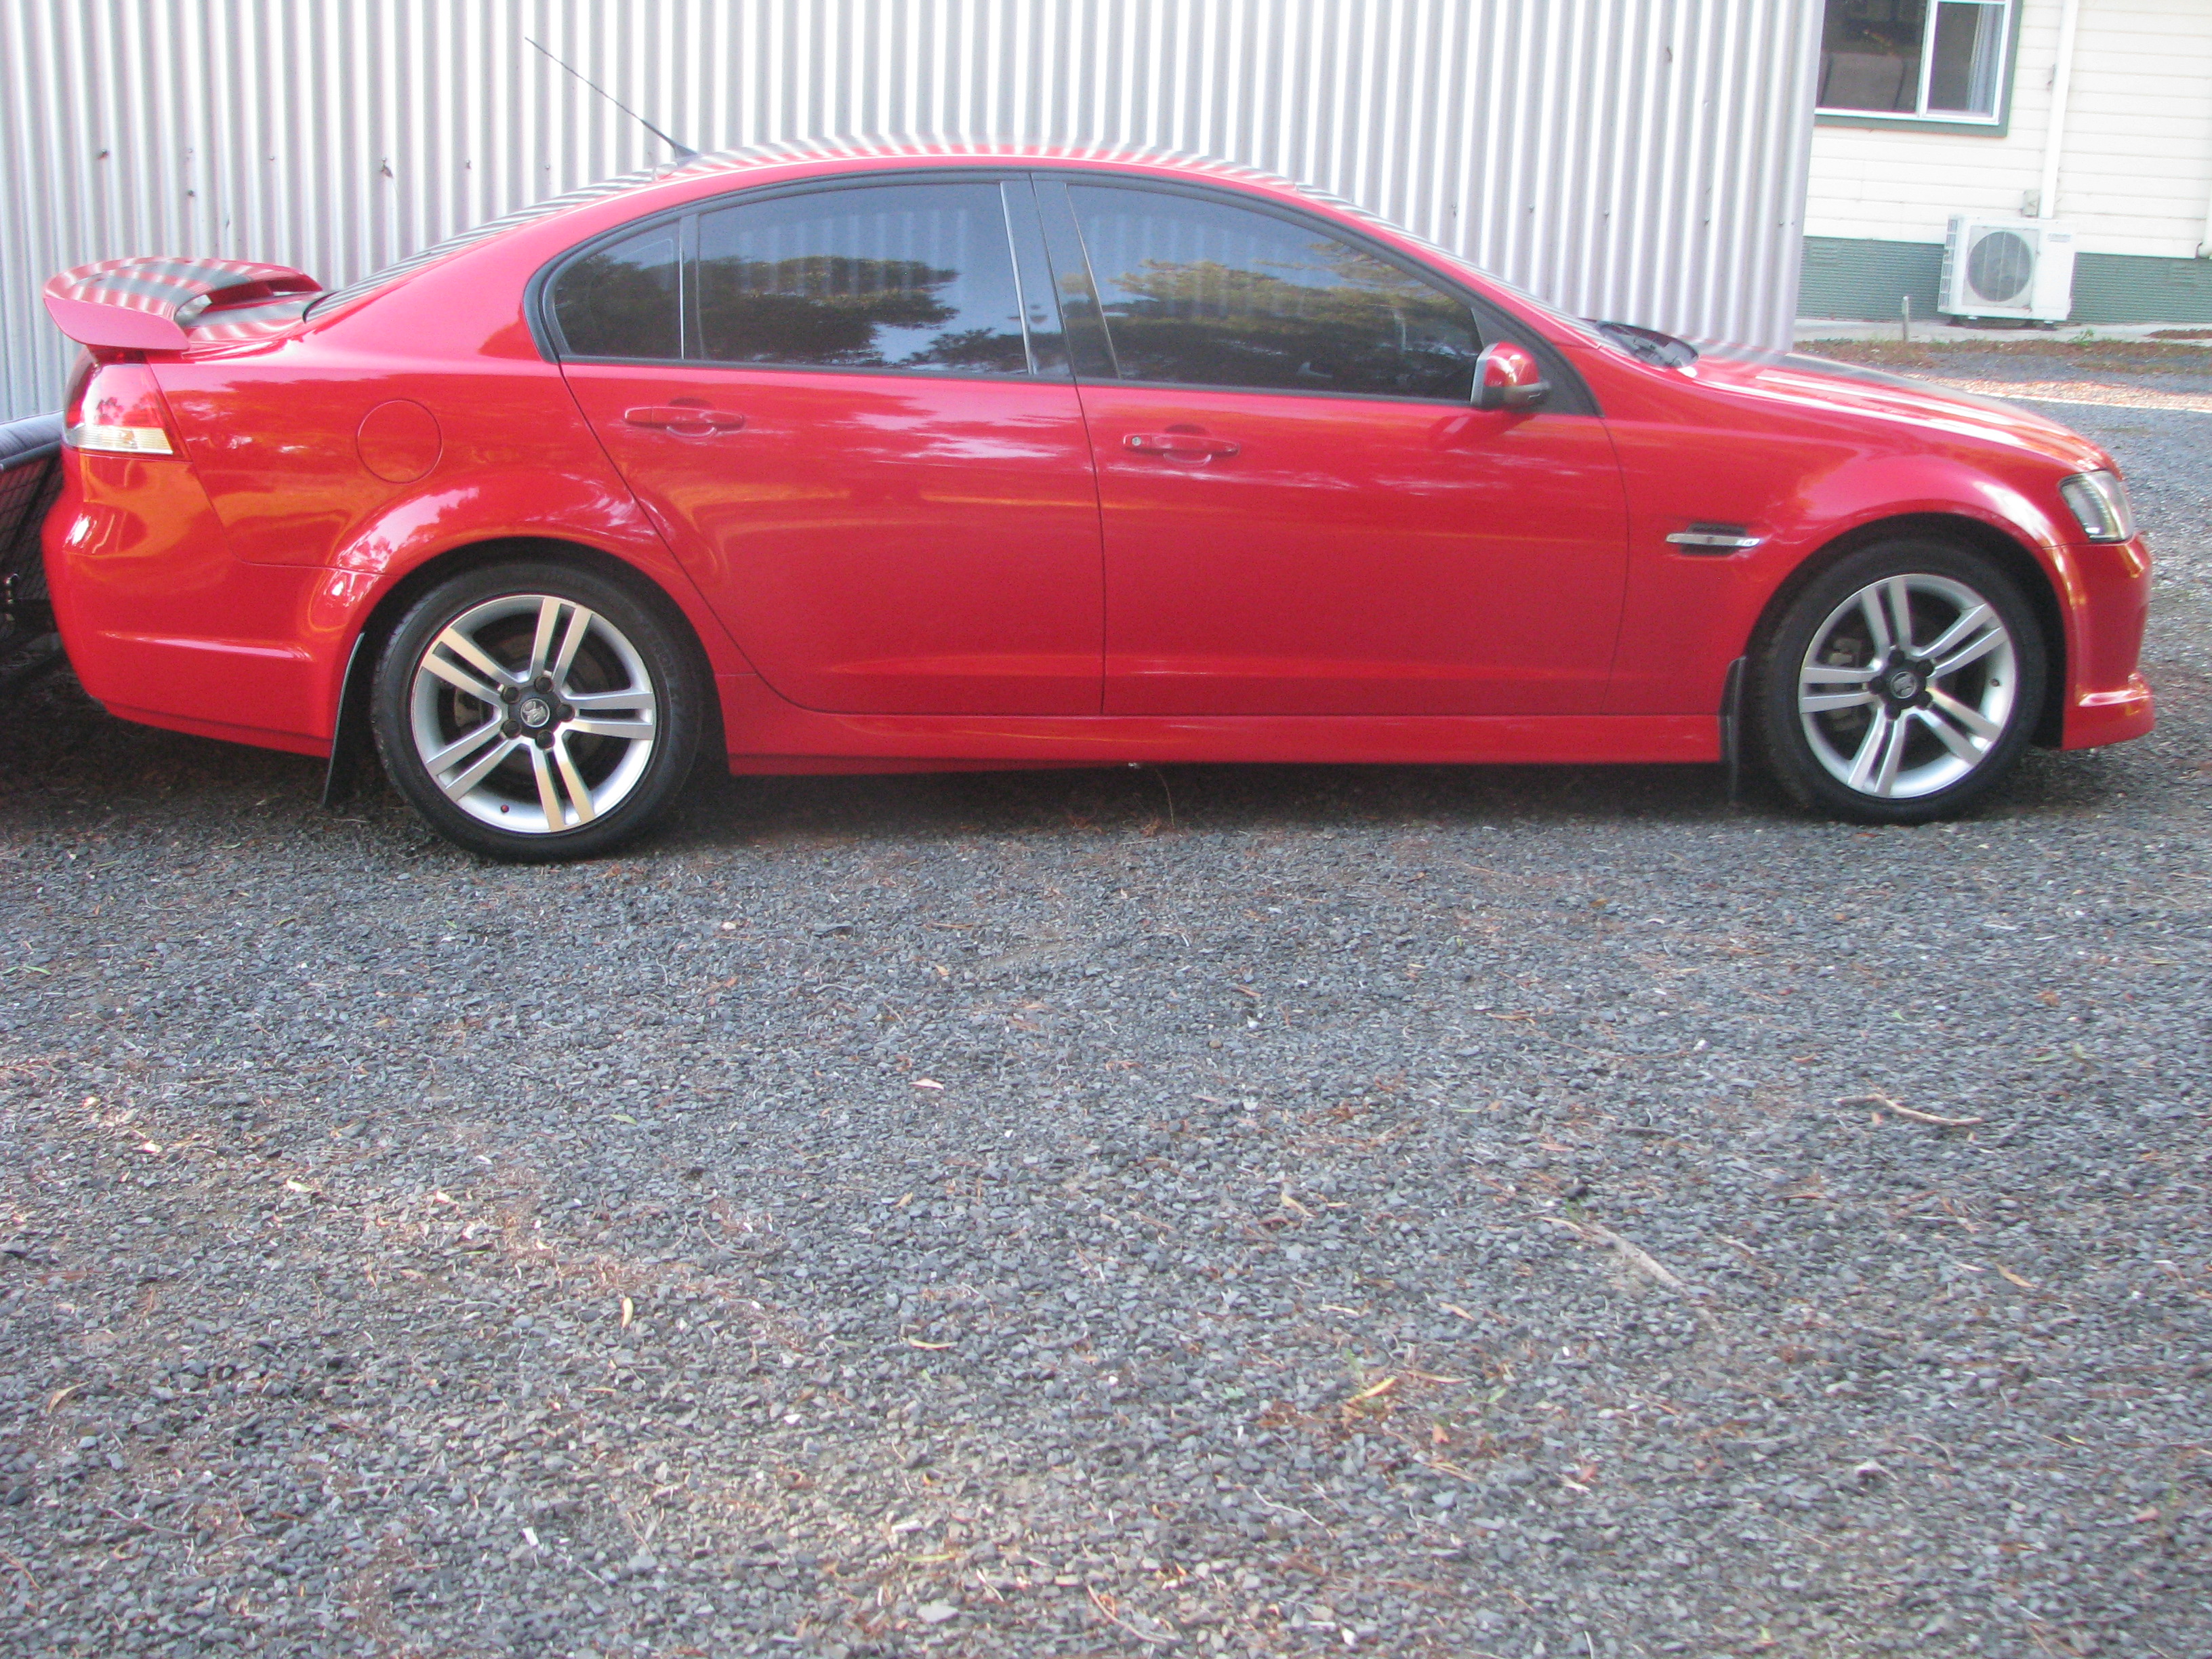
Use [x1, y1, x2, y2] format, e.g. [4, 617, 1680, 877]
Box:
[2058, 470, 2135, 543]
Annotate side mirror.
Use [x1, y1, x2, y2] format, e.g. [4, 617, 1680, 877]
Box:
[1473, 341, 1550, 412]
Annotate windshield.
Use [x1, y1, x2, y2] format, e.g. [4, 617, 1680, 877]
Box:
[1589, 320, 1700, 367]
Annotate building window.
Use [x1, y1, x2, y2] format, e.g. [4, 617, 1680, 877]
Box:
[1819, 0, 2013, 125]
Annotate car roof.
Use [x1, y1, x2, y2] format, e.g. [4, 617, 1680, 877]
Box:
[667, 136, 1313, 194]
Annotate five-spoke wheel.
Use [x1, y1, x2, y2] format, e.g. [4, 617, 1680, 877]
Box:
[1759, 541, 2045, 823]
[371, 562, 702, 859]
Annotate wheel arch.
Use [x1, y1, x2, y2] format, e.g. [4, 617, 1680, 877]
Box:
[323, 535, 724, 804]
[1745, 512, 2068, 747]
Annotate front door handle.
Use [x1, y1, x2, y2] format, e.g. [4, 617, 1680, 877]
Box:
[622, 405, 747, 434]
[1123, 431, 1239, 460]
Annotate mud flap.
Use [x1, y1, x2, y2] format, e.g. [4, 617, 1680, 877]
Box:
[1719, 656, 1747, 805]
[321, 632, 373, 808]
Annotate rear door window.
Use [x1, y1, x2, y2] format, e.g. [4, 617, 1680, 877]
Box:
[1064, 184, 1482, 400]
[694, 182, 1030, 375]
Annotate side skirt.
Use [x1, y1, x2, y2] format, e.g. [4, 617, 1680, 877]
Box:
[716, 678, 1723, 772]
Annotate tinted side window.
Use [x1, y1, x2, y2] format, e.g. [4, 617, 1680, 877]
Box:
[1066, 185, 1481, 399]
[695, 182, 1028, 373]
[552, 226, 681, 360]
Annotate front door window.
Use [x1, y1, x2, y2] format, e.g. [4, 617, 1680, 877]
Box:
[1067, 183, 1483, 399]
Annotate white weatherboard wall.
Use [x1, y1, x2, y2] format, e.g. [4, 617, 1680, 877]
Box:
[1806, 0, 2212, 257]
[0, 0, 1822, 422]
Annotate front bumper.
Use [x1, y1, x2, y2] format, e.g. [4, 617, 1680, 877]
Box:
[2062, 672, 2154, 750]
[2056, 533, 2153, 751]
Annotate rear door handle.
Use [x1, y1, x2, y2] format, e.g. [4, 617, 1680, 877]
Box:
[1123, 432, 1239, 459]
[622, 405, 746, 434]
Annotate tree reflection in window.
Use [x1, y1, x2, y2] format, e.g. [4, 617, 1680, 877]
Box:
[695, 184, 1029, 373]
[1069, 186, 1481, 400]
[552, 227, 680, 360]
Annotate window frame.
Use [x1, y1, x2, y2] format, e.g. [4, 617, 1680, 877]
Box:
[527, 165, 1597, 415]
[529, 169, 1061, 384]
[1815, 0, 2021, 136]
[1036, 171, 1597, 415]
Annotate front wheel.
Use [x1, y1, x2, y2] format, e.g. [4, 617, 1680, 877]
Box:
[1757, 540, 2047, 823]
[370, 560, 704, 860]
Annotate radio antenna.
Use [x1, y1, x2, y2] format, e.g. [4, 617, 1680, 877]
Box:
[526, 37, 699, 161]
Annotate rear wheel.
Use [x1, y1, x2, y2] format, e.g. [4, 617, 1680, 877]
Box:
[1757, 539, 2045, 823]
[370, 561, 703, 860]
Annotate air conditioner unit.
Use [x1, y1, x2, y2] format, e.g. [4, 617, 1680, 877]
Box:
[1940, 216, 2076, 323]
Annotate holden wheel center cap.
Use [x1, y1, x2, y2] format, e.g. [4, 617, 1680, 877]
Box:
[1884, 666, 1924, 702]
[516, 695, 554, 730]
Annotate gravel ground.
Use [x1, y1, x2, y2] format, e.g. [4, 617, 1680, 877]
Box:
[1, 353, 2208, 1659]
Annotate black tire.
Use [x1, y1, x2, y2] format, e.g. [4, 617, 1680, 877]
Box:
[370, 560, 704, 861]
[1755, 538, 2046, 825]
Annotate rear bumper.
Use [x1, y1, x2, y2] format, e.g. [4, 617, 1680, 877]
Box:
[44, 450, 334, 749]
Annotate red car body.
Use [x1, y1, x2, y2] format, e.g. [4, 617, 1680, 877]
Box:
[41, 143, 2152, 787]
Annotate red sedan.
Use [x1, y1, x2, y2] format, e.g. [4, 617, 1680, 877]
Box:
[44, 142, 2151, 859]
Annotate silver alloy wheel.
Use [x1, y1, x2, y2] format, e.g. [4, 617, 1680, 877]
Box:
[407, 593, 659, 834]
[1797, 573, 2018, 800]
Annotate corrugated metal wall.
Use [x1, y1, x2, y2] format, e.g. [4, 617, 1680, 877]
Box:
[0, 0, 1821, 422]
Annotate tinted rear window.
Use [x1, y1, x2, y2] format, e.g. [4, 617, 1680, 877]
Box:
[551, 225, 682, 359]
[694, 182, 1027, 373]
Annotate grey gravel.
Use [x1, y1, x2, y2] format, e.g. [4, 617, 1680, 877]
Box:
[2, 352, 2209, 1657]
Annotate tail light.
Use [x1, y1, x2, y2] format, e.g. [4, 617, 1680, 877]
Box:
[64, 357, 178, 457]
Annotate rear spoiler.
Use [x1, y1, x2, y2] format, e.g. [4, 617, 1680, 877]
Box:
[43, 256, 322, 350]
